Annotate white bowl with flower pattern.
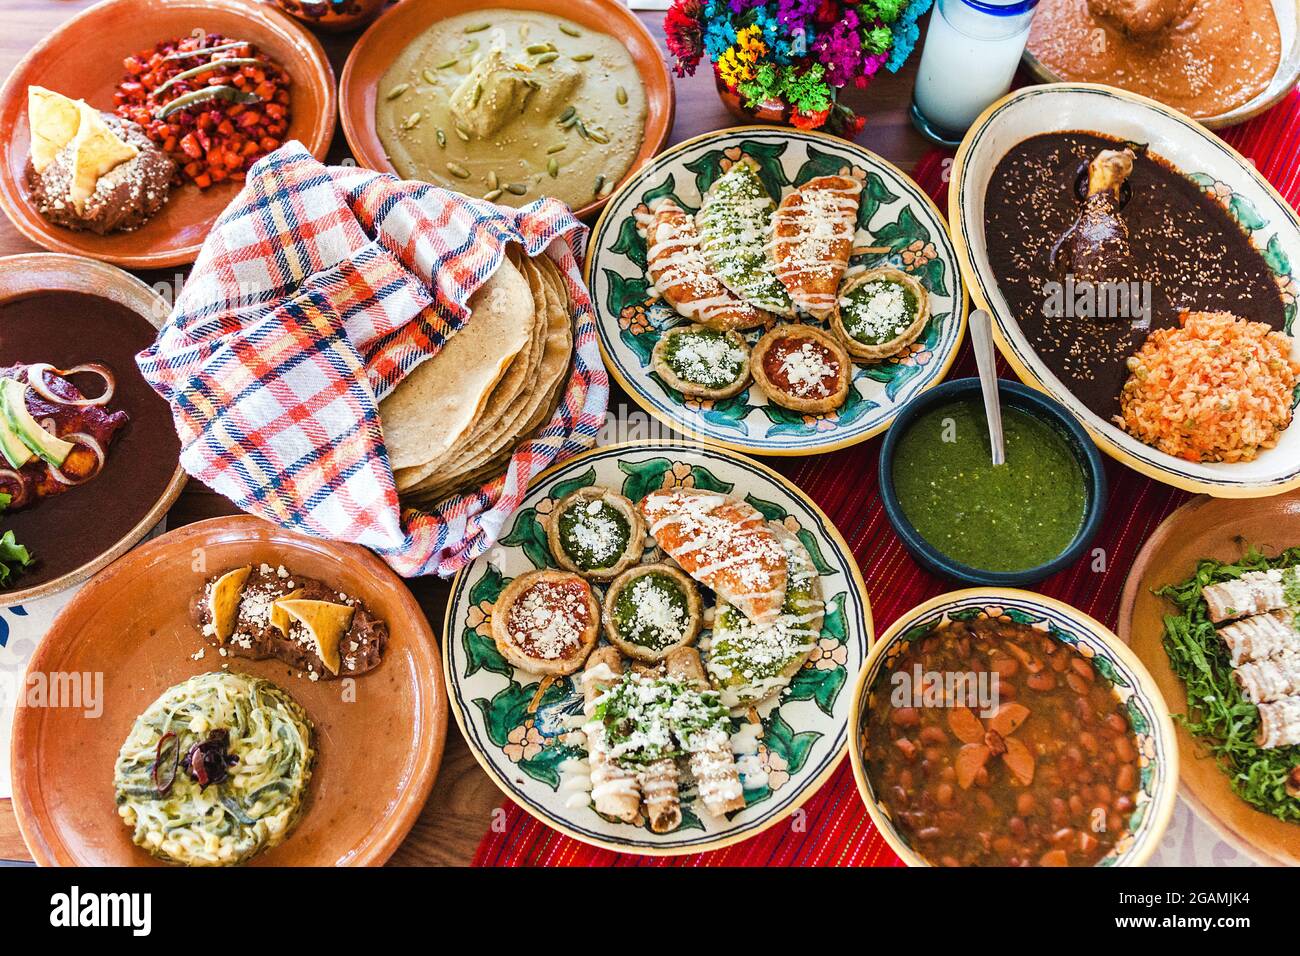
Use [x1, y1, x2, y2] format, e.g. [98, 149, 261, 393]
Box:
[585, 126, 968, 457]
[951, 83, 1300, 497]
[443, 440, 873, 854]
[849, 588, 1178, 867]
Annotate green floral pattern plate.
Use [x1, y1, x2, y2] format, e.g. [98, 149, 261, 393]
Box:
[443, 441, 873, 854]
[585, 126, 968, 457]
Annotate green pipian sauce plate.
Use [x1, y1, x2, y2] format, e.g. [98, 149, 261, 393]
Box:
[584, 126, 969, 457]
[442, 441, 873, 854]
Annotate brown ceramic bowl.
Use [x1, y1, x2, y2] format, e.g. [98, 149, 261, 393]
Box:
[0, 253, 186, 607]
[339, 0, 675, 220]
[10, 516, 448, 866]
[1119, 492, 1300, 866]
[0, 0, 337, 268]
[273, 0, 388, 33]
[1022, 0, 1300, 129]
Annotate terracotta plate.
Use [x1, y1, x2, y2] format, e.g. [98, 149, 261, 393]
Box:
[1119, 492, 1300, 866]
[11, 516, 448, 866]
[339, 0, 674, 220]
[0, 253, 185, 607]
[0, 0, 336, 268]
[1022, 0, 1300, 130]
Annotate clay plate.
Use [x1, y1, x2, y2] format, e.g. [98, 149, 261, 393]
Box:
[0, 0, 336, 268]
[1022, 0, 1300, 130]
[339, 0, 674, 220]
[1119, 492, 1300, 866]
[10, 516, 448, 866]
[0, 253, 186, 607]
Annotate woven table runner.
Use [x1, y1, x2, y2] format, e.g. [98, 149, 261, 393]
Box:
[472, 87, 1300, 866]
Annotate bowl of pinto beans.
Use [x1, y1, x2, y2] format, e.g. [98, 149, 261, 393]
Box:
[849, 588, 1177, 867]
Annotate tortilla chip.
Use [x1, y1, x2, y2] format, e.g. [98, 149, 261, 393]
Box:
[68, 101, 137, 206]
[380, 253, 532, 470]
[27, 86, 82, 173]
[208, 566, 252, 644]
[278, 599, 356, 675]
[269, 588, 306, 636]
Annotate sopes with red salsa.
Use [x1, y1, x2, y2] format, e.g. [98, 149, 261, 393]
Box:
[114, 32, 291, 190]
[862, 615, 1143, 866]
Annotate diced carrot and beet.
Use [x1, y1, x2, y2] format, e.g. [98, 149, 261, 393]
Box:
[113, 34, 291, 190]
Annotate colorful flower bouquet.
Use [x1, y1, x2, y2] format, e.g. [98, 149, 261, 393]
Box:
[664, 0, 934, 135]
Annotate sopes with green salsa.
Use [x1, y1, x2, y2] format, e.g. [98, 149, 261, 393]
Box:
[890, 398, 1087, 574]
[375, 10, 647, 211]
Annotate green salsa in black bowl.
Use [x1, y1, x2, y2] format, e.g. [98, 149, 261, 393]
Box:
[878, 378, 1106, 585]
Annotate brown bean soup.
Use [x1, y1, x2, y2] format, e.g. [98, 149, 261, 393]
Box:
[864, 617, 1141, 866]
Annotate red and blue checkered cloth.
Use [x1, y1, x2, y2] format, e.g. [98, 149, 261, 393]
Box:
[137, 142, 609, 577]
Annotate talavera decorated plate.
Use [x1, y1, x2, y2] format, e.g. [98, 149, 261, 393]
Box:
[584, 126, 968, 457]
[442, 440, 873, 854]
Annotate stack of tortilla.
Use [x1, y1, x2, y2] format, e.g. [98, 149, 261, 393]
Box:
[381, 247, 574, 503]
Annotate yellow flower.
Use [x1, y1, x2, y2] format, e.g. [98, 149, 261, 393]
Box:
[660, 461, 696, 489]
[466, 599, 494, 637]
[619, 303, 652, 335]
[901, 239, 937, 268]
[807, 637, 848, 671]
[504, 723, 545, 763]
[719, 146, 745, 173]
[758, 744, 790, 790]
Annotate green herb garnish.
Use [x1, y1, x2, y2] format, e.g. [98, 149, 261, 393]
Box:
[1158, 546, 1300, 822]
[0, 528, 33, 588]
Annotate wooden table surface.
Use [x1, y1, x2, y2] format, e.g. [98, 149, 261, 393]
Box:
[0, 0, 931, 866]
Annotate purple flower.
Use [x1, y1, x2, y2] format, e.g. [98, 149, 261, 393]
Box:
[775, 0, 820, 26]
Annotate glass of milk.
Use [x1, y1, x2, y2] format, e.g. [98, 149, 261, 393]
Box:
[910, 0, 1040, 146]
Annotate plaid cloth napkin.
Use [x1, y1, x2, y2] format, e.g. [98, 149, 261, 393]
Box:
[137, 142, 609, 577]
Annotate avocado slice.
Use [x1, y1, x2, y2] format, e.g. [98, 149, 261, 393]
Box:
[0, 378, 72, 467]
[0, 397, 33, 469]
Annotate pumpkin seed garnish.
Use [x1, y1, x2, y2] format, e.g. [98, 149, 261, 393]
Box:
[548, 158, 559, 177]
[464, 22, 489, 33]
[471, 81, 483, 108]
[484, 188, 504, 201]
[599, 177, 614, 197]
[558, 106, 576, 124]
[587, 127, 610, 144]
[616, 85, 628, 106]
[447, 162, 471, 179]
[463, 39, 480, 55]
[593, 174, 605, 195]
[571, 53, 594, 62]
[436, 58, 458, 70]
[421, 68, 437, 84]
[525, 42, 555, 55]
[385, 84, 409, 100]
[547, 143, 567, 154]
[454, 121, 472, 142]
[505, 182, 528, 195]
[560, 23, 581, 36]
[402, 112, 422, 130]
[487, 170, 499, 189]
[436, 128, 447, 148]
[534, 51, 560, 65]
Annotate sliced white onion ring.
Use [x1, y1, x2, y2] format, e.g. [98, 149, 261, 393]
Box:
[0, 468, 27, 507]
[47, 432, 105, 486]
[26, 363, 115, 407]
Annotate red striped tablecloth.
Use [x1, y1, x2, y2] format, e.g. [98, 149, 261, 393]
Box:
[473, 87, 1300, 867]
